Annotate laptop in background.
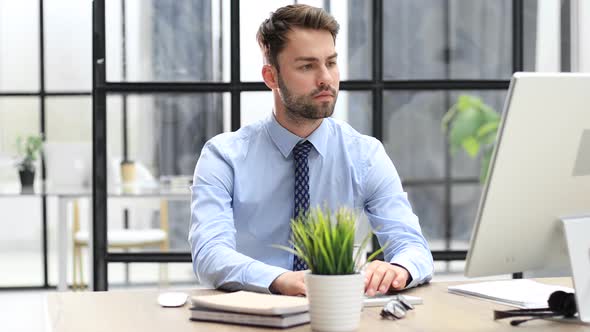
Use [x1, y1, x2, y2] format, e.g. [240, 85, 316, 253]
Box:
[44, 141, 92, 188]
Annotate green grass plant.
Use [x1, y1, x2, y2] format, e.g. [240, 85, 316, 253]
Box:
[275, 206, 385, 275]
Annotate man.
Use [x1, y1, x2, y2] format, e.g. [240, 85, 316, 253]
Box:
[189, 4, 433, 296]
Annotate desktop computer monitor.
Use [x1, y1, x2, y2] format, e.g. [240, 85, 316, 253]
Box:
[464, 73, 590, 322]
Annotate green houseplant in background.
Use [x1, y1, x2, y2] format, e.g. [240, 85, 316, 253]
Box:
[441, 95, 500, 183]
[276, 207, 385, 332]
[15, 135, 43, 187]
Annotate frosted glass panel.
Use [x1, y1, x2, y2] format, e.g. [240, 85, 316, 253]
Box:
[0, 97, 40, 183]
[383, 0, 513, 80]
[406, 186, 445, 251]
[332, 91, 372, 136]
[106, 0, 230, 82]
[451, 184, 482, 250]
[45, 97, 92, 141]
[448, 90, 506, 178]
[0, 0, 40, 91]
[0, 197, 43, 286]
[107, 93, 228, 177]
[383, 91, 446, 180]
[45, 0, 92, 91]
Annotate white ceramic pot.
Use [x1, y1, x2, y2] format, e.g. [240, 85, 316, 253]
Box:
[304, 273, 364, 332]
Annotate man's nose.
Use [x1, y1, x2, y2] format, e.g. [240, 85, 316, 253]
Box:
[316, 65, 334, 88]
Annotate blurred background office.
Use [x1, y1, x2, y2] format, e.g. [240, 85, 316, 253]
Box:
[0, 0, 588, 292]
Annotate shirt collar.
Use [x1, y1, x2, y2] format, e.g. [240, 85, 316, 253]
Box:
[266, 114, 329, 158]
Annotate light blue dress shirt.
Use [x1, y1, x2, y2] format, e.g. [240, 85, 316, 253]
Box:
[189, 114, 433, 293]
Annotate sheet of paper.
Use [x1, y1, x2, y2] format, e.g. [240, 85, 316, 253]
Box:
[448, 279, 574, 309]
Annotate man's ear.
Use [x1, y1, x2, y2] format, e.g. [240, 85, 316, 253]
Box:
[262, 64, 279, 90]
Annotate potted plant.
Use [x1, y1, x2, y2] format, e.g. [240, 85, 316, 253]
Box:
[276, 207, 385, 332]
[441, 95, 500, 183]
[15, 135, 43, 187]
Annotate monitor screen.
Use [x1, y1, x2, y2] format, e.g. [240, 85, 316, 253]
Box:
[465, 73, 590, 278]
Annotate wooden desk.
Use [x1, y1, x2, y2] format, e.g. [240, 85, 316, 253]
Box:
[46, 278, 589, 332]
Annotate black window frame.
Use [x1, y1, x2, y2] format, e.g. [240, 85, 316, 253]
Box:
[0, 0, 92, 290]
[90, 0, 526, 291]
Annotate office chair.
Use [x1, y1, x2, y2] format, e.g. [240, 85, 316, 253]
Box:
[71, 199, 170, 290]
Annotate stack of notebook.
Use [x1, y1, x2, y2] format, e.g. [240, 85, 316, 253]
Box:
[189, 291, 310, 328]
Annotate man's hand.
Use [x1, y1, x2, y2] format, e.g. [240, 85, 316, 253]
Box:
[363, 261, 409, 296]
[269, 271, 306, 296]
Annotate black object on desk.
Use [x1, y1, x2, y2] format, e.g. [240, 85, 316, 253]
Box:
[493, 291, 578, 326]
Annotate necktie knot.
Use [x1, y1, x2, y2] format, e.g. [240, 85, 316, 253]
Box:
[293, 140, 313, 162]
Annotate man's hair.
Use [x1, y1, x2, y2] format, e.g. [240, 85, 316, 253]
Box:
[256, 4, 339, 70]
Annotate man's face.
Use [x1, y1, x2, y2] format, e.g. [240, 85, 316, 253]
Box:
[275, 28, 340, 120]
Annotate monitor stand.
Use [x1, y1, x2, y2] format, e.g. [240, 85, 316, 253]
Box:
[561, 216, 590, 323]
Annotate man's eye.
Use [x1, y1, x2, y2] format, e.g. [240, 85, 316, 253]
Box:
[300, 64, 313, 71]
[327, 61, 337, 67]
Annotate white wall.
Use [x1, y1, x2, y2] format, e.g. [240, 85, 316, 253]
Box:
[573, 0, 590, 72]
[583, 3, 590, 72]
[535, 0, 590, 73]
[535, 0, 561, 71]
[105, 0, 156, 170]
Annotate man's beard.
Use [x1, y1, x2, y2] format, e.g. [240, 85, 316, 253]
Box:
[277, 75, 338, 121]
